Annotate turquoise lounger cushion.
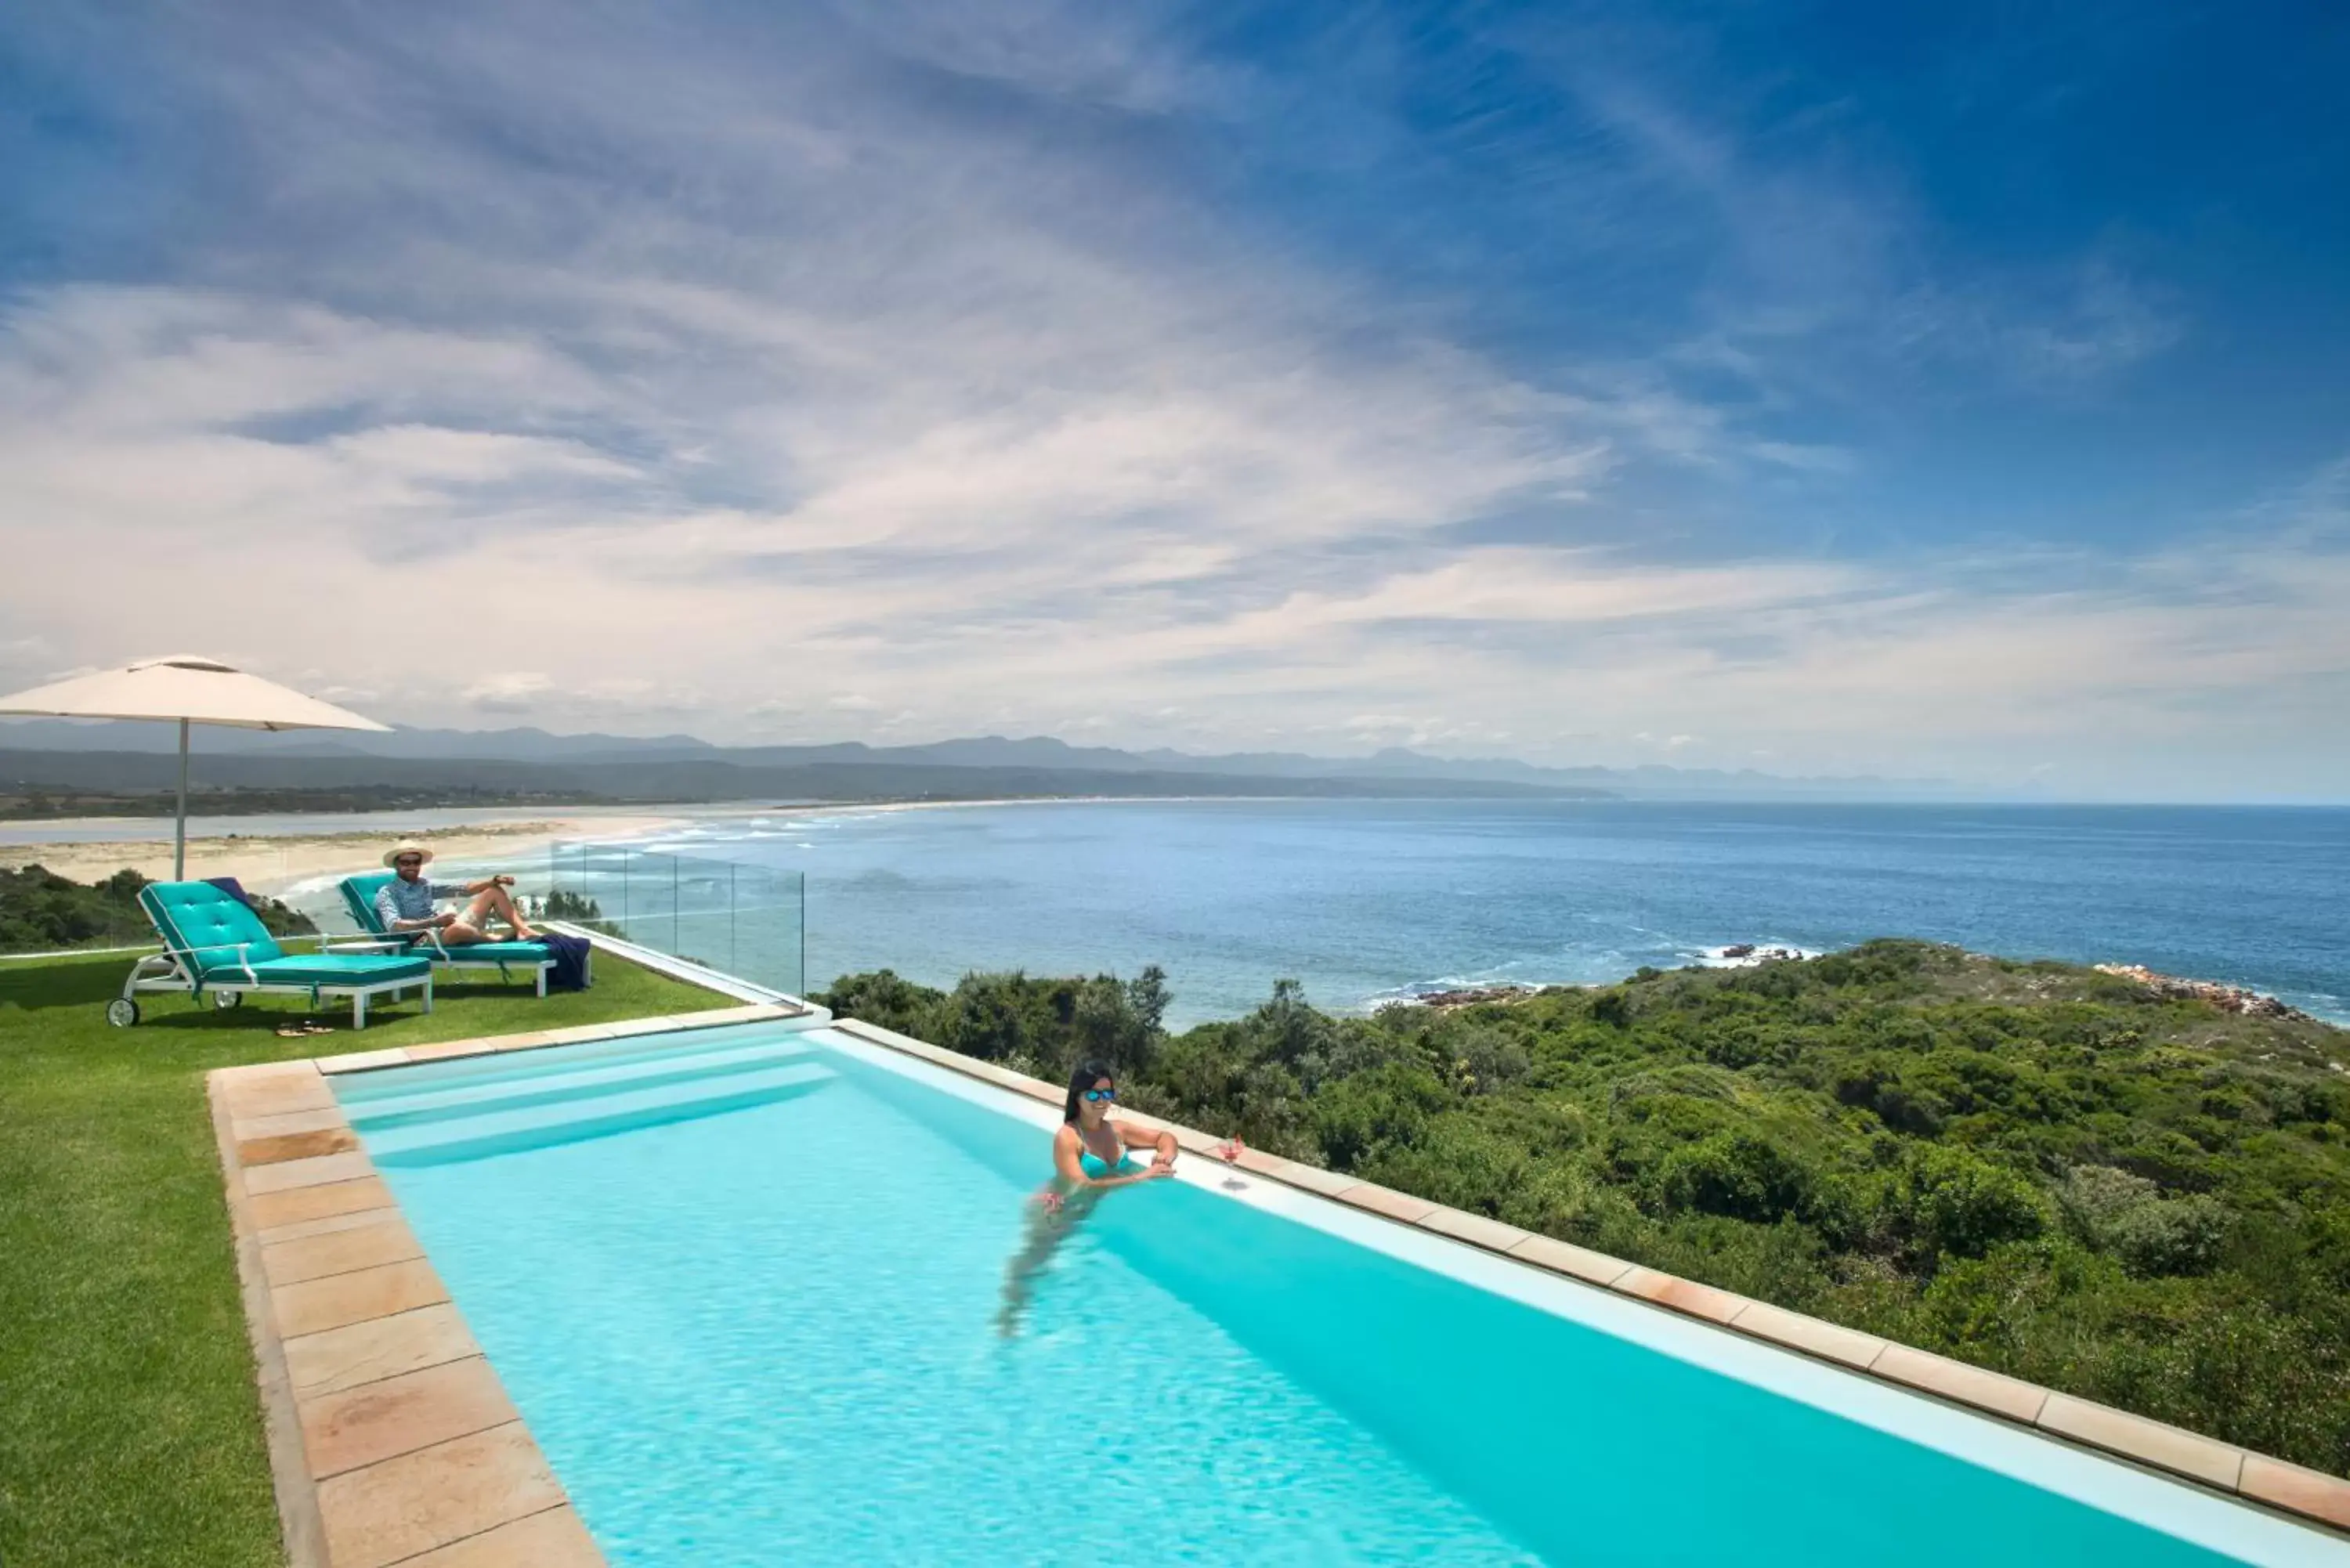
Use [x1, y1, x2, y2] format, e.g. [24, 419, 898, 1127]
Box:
[215, 952, 434, 988]
[141, 880, 284, 972]
[342, 872, 398, 933]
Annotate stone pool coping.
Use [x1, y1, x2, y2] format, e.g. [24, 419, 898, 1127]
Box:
[210, 1001, 808, 1568]
[212, 1000, 2350, 1564]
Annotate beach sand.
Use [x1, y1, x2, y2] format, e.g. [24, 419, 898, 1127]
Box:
[0, 794, 1223, 896]
[0, 815, 686, 895]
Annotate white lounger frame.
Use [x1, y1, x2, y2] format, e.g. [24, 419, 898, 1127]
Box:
[399, 926, 566, 997]
[120, 934, 432, 1030]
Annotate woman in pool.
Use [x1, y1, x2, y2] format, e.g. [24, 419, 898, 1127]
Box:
[996, 1061, 1176, 1335]
[1054, 1060, 1179, 1188]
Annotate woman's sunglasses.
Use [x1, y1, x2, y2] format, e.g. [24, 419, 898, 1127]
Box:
[1083, 1087, 1117, 1102]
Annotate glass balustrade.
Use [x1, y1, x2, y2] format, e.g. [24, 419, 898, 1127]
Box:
[0, 841, 806, 1001]
[544, 841, 806, 997]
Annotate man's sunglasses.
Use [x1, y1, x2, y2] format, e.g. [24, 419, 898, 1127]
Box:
[394, 857, 425, 867]
[1083, 1087, 1117, 1103]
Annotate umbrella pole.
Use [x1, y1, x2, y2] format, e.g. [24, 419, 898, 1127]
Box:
[175, 717, 190, 880]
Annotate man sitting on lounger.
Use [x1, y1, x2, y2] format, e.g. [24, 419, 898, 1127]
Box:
[375, 841, 543, 945]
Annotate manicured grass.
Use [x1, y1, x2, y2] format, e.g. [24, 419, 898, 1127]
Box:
[0, 947, 725, 1568]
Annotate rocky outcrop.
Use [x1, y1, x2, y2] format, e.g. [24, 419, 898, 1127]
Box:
[1408, 984, 1574, 1011]
[2092, 964, 2312, 1021]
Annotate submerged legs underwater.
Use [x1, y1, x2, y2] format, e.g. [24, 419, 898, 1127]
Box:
[996, 1184, 1103, 1337]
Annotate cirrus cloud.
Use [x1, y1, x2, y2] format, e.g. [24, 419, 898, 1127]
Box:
[0, 1, 2343, 800]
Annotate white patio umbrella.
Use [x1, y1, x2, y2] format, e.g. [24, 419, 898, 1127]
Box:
[0, 656, 390, 879]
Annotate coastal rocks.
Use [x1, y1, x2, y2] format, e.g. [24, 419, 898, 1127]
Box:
[1406, 985, 1574, 1012]
[2092, 964, 2312, 1022]
[1709, 944, 1809, 966]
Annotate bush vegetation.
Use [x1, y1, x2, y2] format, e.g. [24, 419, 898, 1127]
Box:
[536, 887, 622, 938]
[0, 865, 314, 952]
[819, 940, 2350, 1476]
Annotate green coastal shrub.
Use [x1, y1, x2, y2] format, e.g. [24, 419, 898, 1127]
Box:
[1, 864, 314, 952]
[1651, 1132, 1815, 1223]
[2055, 1164, 2160, 1238]
[1313, 1061, 1450, 1170]
[816, 967, 941, 1037]
[1454, 1028, 1532, 1094]
[1885, 1144, 2047, 1264]
[1359, 1113, 1538, 1220]
[2105, 1196, 2233, 1277]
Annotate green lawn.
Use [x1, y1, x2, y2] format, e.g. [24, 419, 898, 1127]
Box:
[0, 947, 725, 1568]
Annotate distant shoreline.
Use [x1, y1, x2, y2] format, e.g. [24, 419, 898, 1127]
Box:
[0, 814, 689, 894]
[0, 795, 1307, 892]
[617, 793, 1314, 830]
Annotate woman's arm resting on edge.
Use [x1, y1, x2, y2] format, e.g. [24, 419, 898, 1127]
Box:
[1116, 1120, 1180, 1172]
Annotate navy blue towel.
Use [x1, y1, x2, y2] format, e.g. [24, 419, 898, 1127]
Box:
[544, 932, 595, 991]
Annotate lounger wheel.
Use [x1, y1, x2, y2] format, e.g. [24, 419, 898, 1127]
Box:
[213, 990, 244, 1010]
[107, 999, 141, 1028]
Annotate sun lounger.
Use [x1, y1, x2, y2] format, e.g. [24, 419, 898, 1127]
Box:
[113, 880, 432, 1029]
[338, 873, 571, 997]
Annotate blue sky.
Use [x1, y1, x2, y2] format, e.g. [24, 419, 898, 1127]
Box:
[1, 2, 2345, 799]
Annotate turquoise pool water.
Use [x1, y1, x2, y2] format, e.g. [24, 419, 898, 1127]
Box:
[335, 1024, 2340, 1566]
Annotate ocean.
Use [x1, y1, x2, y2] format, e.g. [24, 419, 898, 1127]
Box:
[628, 799, 2350, 1029]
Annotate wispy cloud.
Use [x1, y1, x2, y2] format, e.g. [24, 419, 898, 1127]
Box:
[0, 1, 2341, 799]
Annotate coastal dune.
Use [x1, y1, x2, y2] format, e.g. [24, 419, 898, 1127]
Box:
[0, 797, 1241, 896]
[0, 815, 683, 896]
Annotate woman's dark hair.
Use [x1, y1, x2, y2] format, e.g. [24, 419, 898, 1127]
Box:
[1063, 1059, 1115, 1125]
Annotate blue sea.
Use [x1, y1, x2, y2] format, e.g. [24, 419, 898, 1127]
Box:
[628, 800, 2350, 1029]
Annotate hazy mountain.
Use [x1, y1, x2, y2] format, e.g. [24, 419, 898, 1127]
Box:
[0, 719, 1961, 799]
[614, 735, 1955, 797]
[0, 719, 717, 762]
[0, 749, 1607, 805]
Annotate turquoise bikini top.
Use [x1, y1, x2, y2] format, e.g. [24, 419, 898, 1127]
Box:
[1074, 1130, 1132, 1178]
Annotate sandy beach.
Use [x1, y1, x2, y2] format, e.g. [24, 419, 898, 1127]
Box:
[0, 796, 1200, 895]
[0, 794, 1264, 897]
[0, 814, 687, 894]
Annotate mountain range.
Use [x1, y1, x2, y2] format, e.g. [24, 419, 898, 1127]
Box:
[0, 719, 1969, 801]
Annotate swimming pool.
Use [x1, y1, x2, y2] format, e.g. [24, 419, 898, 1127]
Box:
[331, 1021, 2342, 1566]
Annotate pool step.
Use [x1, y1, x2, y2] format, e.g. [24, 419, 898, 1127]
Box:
[366, 1059, 836, 1167]
[334, 1023, 803, 1106]
[346, 1037, 815, 1129]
